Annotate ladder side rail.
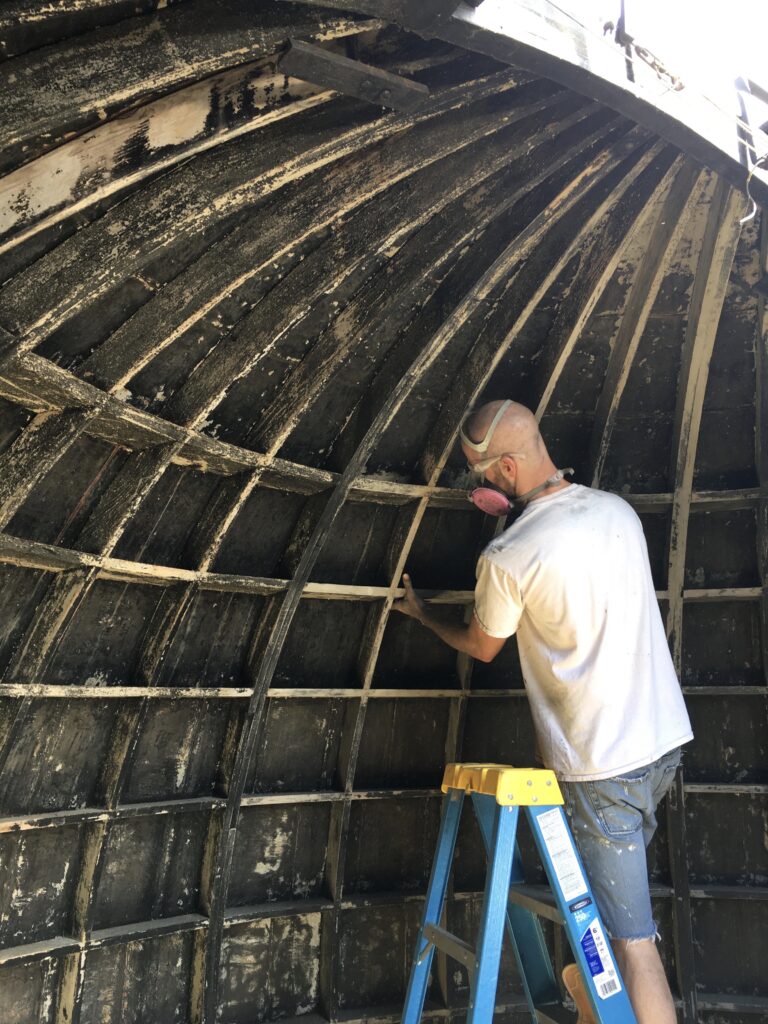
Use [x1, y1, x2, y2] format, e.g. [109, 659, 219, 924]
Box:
[401, 789, 465, 1024]
[526, 804, 639, 1024]
[466, 800, 520, 1024]
[470, 792, 560, 1012]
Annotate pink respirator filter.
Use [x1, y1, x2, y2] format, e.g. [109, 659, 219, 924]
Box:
[469, 487, 512, 517]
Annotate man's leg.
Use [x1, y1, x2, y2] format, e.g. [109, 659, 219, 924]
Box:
[560, 753, 681, 1023]
[612, 937, 676, 1024]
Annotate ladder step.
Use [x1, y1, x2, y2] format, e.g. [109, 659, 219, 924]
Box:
[422, 923, 476, 970]
[508, 883, 564, 925]
[535, 1001, 576, 1024]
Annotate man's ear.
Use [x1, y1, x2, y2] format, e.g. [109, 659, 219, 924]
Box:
[498, 454, 517, 481]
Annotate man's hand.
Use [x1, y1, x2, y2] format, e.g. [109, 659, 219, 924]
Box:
[391, 571, 506, 664]
[392, 573, 426, 621]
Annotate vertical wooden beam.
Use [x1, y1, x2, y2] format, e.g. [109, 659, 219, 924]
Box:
[663, 176, 744, 1024]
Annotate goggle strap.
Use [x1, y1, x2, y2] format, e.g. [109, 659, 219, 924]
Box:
[459, 400, 512, 452]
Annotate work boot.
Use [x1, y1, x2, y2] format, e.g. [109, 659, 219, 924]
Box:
[562, 964, 597, 1024]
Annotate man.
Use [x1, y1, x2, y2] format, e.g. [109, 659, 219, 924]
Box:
[393, 399, 692, 1024]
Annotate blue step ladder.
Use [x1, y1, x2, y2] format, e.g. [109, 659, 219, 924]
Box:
[401, 763, 638, 1024]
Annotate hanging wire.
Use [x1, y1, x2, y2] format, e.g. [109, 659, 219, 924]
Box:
[739, 152, 768, 224]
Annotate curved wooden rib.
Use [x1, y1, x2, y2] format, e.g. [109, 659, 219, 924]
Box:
[79, 69, 533, 395]
[172, 93, 591, 435]
[0, 67, 526, 361]
[666, 182, 744, 665]
[662, 178, 744, 1024]
[588, 161, 706, 485]
[533, 153, 683, 419]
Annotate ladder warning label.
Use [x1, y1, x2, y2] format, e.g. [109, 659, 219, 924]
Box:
[581, 920, 622, 999]
[537, 808, 588, 902]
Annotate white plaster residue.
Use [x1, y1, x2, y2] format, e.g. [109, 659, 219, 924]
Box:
[0, 148, 85, 234]
[254, 814, 291, 876]
[175, 714, 199, 791]
[83, 672, 110, 687]
[112, 386, 132, 402]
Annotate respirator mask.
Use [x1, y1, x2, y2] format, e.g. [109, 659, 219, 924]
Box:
[459, 401, 573, 517]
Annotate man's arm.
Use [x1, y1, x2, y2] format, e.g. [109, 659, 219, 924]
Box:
[391, 574, 507, 664]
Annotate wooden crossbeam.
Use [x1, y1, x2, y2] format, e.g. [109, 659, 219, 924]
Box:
[280, 39, 429, 111]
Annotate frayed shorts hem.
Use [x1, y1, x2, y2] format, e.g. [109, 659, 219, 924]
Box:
[609, 930, 661, 944]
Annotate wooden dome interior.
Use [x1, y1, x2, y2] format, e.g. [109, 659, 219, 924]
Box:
[0, 3, 765, 1023]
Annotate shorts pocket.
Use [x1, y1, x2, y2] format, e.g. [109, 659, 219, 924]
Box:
[651, 758, 679, 805]
[585, 775, 647, 838]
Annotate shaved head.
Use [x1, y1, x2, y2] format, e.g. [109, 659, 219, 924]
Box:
[463, 400, 547, 465]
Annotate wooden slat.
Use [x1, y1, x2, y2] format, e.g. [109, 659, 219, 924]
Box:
[0, 797, 225, 834]
[1, 683, 762, 701]
[0, 684, 252, 699]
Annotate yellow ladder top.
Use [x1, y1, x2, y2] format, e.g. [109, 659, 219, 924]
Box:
[441, 762, 563, 806]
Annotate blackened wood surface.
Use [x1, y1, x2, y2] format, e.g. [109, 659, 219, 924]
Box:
[0, 3, 765, 1024]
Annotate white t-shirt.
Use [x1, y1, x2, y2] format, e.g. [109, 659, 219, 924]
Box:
[473, 483, 693, 781]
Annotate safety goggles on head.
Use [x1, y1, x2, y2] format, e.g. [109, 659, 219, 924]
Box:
[459, 399, 512, 452]
[466, 450, 527, 486]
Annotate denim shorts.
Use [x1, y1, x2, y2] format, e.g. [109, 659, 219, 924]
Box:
[559, 747, 681, 941]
